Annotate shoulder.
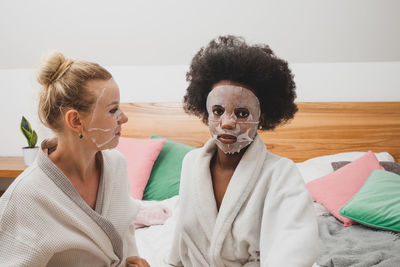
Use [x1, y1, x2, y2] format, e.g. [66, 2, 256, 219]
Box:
[1, 162, 49, 201]
[265, 152, 296, 169]
[266, 151, 296, 166]
[182, 138, 216, 165]
[178, 148, 204, 192]
[102, 148, 125, 161]
[0, 163, 51, 228]
[262, 151, 303, 185]
[182, 147, 201, 164]
[102, 149, 127, 168]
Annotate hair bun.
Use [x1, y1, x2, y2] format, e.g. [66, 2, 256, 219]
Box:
[37, 51, 71, 86]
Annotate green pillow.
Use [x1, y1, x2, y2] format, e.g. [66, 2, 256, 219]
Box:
[339, 170, 400, 232]
[142, 136, 195, 200]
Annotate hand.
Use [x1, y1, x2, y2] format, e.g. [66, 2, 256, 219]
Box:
[125, 256, 150, 267]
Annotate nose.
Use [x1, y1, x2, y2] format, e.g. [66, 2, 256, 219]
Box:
[220, 115, 236, 130]
[118, 111, 128, 124]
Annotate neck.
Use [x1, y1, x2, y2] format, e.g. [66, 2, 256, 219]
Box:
[214, 145, 248, 170]
[48, 133, 99, 183]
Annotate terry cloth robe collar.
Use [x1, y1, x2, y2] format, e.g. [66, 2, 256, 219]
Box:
[194, 135, 267, 265]
[37, 139, 124, 265]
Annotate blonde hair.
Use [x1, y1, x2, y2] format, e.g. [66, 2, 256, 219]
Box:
[37, 51, 112, 132]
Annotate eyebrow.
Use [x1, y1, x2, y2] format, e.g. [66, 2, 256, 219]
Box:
[107, 101, 119, 107]
[236, 105, 249, 109]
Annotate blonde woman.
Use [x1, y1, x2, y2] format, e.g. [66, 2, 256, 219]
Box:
[0, 52, 149, 267]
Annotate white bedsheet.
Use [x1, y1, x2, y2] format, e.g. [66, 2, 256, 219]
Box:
[135, 196, 179, 266]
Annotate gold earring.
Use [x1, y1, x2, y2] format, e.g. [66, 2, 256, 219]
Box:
[79, 133, 83, 139]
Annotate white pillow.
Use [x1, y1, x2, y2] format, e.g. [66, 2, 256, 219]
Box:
[296, 151, 394, 184]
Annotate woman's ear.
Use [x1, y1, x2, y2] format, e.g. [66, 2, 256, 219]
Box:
[258, 114, 265, 129]
[64, 109, 82, 134]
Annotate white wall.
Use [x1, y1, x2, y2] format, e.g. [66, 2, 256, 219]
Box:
[1, 0, 400, 156]
[1, 0, 400, 68]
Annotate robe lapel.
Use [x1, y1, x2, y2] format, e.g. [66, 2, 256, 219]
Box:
[37, 148, 124, 266]
[193, 139, 219, 242]
[210, 135, 267, 265]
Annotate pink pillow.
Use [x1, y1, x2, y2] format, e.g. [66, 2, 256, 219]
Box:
[116, 137, 166, 199]
[306, 151, 384, 226]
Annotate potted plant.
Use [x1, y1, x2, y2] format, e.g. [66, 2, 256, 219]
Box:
[20, 116, 39, 165]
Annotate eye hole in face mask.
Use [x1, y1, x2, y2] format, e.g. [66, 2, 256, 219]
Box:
[109, 107, 119, 114]
[212, 105, 225, 116]
[234, 108, 250, 119]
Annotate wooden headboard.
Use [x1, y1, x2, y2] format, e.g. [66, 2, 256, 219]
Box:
[120, 102, 400, 162]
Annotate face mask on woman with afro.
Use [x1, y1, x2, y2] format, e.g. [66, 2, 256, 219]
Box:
[206, 84, 261, 154]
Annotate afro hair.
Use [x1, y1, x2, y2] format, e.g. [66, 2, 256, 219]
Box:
[183, 35, 298, 130]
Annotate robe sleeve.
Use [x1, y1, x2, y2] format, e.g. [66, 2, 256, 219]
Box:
[126, 198, 141, 258]
[124, 189, 141, 258]
[260, 158, 319, 267]
[166, 152, 195, 267]
[166, 200, 184, 266]
[0, 230, 50, 266]
[118, 150, 141, 259]
[125, 221, 140, 258]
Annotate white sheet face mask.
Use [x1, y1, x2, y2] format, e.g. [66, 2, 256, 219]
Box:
[206, 85, 261, 154]
[87, 78, 122, 149]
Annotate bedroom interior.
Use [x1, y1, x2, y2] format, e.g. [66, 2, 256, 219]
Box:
[1, 0, 400, 266]
[119, 101, 400, 266]
[2, 100, 399, 265]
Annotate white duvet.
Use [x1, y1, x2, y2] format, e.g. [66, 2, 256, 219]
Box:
[135, 196, 179, 266]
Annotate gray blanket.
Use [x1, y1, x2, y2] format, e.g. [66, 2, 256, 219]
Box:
[317, 215, 400, 267]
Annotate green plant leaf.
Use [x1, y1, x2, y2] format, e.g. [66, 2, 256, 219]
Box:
[20, 116, 33, 133]
[21, 127, 32, 144]
[20, 116, 36, 147]
[29, 130, 38, 148]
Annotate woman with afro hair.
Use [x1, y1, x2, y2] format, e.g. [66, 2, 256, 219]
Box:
[167, 36, 318, 267]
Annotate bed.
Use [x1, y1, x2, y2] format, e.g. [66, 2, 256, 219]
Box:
[119, 101, 400, 267]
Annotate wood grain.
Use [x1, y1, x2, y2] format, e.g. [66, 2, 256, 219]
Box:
[2, 102, 398, 178]
[0, 157, 26, 178]
[121, 102, 400, 162]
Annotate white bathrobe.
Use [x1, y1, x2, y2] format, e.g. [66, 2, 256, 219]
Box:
[0, 142, 140, 267]
[168, 135, 318, 267]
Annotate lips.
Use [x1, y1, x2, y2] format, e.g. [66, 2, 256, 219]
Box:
[218, 134, 237, 144]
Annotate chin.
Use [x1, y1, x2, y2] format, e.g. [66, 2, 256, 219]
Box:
[101, 136, 120, 150]
[110, 137, 121, 149]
